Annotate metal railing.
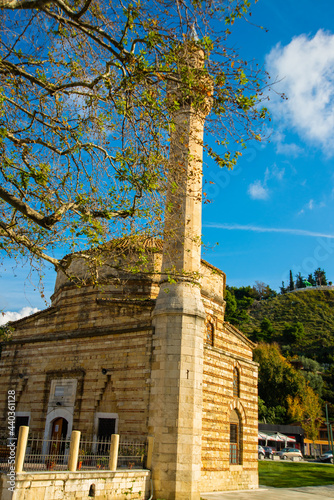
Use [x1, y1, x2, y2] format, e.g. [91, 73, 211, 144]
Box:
[0, 431, 148, 472]
[24, 434, 71, 471]
[118, 438, 146, 469]
[0, 436, 12, 472]
[77, 436, 146, 470]
[77, 435, 110, 470]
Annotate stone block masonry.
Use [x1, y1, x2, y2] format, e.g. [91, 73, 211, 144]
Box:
[0, 257, 258, 497]
[0, 470, 150, 500]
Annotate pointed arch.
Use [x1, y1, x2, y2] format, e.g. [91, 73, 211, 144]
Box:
[232, 360, 242, 373]
[228, 400, 247, 425]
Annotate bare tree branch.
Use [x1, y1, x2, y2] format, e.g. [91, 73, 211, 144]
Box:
[0, 186, 51, 228]
[0, 0, 51, 9]
[0, 218, 60, 267]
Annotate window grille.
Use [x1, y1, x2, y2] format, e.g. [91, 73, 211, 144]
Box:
[230, 409, 242, 465]
[230, 423, 238, 464]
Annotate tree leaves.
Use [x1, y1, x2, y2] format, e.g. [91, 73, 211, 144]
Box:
[0, 0, 270, 284]
[254, 342, 322, 428]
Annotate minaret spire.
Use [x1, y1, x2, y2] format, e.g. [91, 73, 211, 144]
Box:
[190, 23, 199, 42]
[161, 40, 211, 278]
[148, 41, 212, 500]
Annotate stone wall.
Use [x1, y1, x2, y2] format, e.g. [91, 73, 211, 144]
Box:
[0, 265, 158, 440]
[201, 313, 258, 492]
[0, 257, 258, 495]
[0, 470, 151, 500]
[0, 324, 153, 438]
[0, 260, 225, 441]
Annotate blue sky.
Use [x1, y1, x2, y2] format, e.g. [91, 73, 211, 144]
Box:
[1, 0, 334, 321]
[202, 0, 334, 290]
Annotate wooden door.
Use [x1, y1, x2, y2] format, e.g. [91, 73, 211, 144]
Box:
[51, 418, 64, 441]
[50, 418, 67, 457]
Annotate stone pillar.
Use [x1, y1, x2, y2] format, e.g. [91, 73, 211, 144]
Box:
[148, 42, 212, 500]
[109, 434, 119, 471]
[15, 425, 29, 473]
[68, 430, 81, 472]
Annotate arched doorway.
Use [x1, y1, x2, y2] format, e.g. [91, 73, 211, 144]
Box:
[42, 408, 73, 456]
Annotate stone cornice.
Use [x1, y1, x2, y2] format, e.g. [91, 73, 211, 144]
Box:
[2, 323, 153, 346]
[96, 297, 155, 307]
[224, 322, 257, 350]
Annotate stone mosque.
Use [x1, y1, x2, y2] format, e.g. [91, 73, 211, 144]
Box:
[0, 42, 258, 499]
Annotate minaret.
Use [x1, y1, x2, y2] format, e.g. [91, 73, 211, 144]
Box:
[148, 40, 212, 500]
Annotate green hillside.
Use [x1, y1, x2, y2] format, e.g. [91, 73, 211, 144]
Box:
[242, 289, 334, 362]
[225, 285, 334, 421]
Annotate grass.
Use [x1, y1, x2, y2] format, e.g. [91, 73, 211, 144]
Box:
[259, 460, 334, 488]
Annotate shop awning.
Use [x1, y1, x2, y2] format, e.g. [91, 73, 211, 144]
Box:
[258, 432, 296, 443]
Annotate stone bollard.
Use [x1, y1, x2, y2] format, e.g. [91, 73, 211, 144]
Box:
[109, 434, 119, 471]
[15, 426, 29, 473]
[68, 430, 81, 472]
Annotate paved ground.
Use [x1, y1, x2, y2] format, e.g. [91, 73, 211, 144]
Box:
[201, 485, 334, 499]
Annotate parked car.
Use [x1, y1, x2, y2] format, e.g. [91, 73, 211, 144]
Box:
[258, 445, 265, 460]
[319, 450, 334, 463]
[263, 446, 275, 459]
[276, 447, 303, 461]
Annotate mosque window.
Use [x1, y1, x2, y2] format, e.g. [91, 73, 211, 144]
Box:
[230, 409, 242, 464]
[205, 321, 214, 346]
[233, 367, 240, 398]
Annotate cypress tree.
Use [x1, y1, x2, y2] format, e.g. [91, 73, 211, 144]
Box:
[289, 270, 295, 291]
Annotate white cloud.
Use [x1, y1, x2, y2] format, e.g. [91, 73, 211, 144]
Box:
[266, 30, 334, 155]
[0, 307, 40, 326]
[248, 164, 284, 201]
[276, 141, 303, 157]
[248, 180, 269, 200]
[298, 198, 326, 216]
[265, 164, 285, 182]
[271, 130, 303, 157]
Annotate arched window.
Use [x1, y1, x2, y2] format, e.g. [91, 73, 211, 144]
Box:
[230, 409, 242, 464]
[233, 367, 240, 398]
[205, 321, 214, 346]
